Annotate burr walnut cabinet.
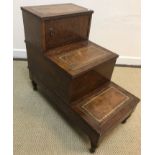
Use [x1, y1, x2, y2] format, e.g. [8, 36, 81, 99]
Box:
[21, 3, 140, 153]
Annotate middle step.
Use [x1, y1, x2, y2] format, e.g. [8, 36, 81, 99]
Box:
[44, 40, 118, 103]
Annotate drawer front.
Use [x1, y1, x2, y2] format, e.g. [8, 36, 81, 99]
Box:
[45, 14, 91, 49]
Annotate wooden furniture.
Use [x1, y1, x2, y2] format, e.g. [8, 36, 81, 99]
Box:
[21, 3, 140, 153]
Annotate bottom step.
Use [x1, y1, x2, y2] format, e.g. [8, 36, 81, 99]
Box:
[71, 82, 139, 135]
[32, 75, 139, 153]
[71, 82, 139, 152]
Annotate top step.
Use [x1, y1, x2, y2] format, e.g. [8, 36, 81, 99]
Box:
[45, 41, 118, 78]
[21, 3, 93, 19]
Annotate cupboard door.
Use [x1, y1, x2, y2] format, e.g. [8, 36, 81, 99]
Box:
[45, 14, 91, 49]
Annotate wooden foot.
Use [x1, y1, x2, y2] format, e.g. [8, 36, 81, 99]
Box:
[32, 80, 38, 91]
[121, 114, 131, 124]
[89, 136, 99, 153]
[90, 145, 96, 153]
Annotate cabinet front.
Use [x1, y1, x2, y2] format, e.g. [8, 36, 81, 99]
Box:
[45, 14, 91, 49]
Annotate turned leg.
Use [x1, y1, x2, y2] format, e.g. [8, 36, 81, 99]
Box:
[121, 114, 131, 124]
[89, 136, 100, 153]
[31, 80, 38, 91]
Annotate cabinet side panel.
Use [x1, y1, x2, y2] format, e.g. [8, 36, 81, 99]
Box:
[22, 11, 43, 49]
[26, 42, 71, 103]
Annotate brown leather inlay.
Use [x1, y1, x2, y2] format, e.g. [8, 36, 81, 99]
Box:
[58, 46, 106, 70]
[81, 87, 129, 122]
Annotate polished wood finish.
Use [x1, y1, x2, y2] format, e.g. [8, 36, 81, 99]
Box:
[45, 41, 118, 77]
[45, 15, 91, 49]
[21, 3, 140, 153]
[21, 3, 93, 51]
[21, 3, 93, 19]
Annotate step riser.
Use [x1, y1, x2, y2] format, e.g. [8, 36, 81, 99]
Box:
[70, 58, 117, 101]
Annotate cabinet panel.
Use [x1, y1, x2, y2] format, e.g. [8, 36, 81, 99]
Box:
[45, 14, 91, 49]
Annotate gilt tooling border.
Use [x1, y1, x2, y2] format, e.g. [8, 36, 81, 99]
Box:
[81, 86, 129, 123]
[58, 45, 107, 70]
